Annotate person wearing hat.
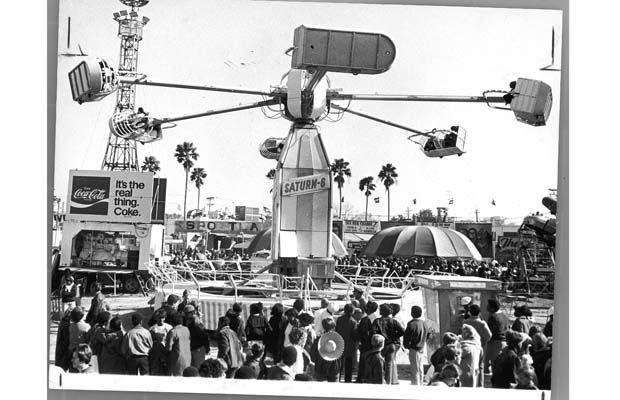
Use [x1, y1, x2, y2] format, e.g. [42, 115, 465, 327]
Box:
[491, 330, 522, 388]
[511, 305, 533, 335]
[372, 303, 404, 384]
[183, 304, 210, 368]
[360, 334, 386, 384]
[310, 317, 344, 382]
[403, 305, 432, 385]
[166, 311, 191, 376]
[335, 303, 358, 382]
[217, 315, 245, 378]
[484, 298, 510, 374]
[60, 273, 79, 312]
[267, 346, 297, 381]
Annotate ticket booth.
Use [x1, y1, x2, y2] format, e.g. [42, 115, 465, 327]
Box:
[414, 275, 502, 354]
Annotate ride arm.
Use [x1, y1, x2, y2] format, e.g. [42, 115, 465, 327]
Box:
[119, 77, 277, 97]
[156, 98, 281, 124]
[329, 103, 431, 137]
[327, 92, 505, 104]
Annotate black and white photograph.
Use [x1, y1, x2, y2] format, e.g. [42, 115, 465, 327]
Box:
[48, 0, 564, 397]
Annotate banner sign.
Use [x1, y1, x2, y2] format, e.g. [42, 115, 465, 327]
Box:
[282, 173, 330, 196]
[344, 220, 379, 234]
[417, 221, 455, 229]
[497, 236, 520, 249]
[174, 220, 269, 234]
[455, 222, 494, 258]
[67, 170, 154, 223]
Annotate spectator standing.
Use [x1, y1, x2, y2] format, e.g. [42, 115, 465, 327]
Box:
[122, 313, 153, 375]
[543, 307, 553, 338]
[148, 294, 179, 327]
[356, 300, 379, 383]
[60, 274, 79, 312]
[166, 311, 191, 376]
[266, 303, 284, 361]
[88, 311, 111, 361]
[85, 283, 109, 326]
[310, 318, 344, 382]
[459, 324, 482, 387]
[335, 304, 358, 383]
[244, 343, 267, 379]
[511, 305, 534, 334]
[68, 307, 90, 354]
[491, 330, 522, 388]
[69, 344, 96, 374]
[313, 299, 329, 335]
[403, 305, 431, 385]
[372, 303, 404, 384]
[288, 327, 308, 376]
[298, 312, 317, 360]
[183, 305, 210, 368]
[54, 309, 73, 371]
[485, 298, 510, 373]
[226, 303, 247, 346]
[360, 334, 385, 384]
[531, 333, 552, 390]
[267, 346, 297, 381]
[246, 302, 270, 344]
[280, 308, 300, 349]
[217, 316, 245, 378]
[176, 289, 193, 313]
[429, 332, 460, 373]
[148, 308, 172, 376]
[98, 317, 126, 374]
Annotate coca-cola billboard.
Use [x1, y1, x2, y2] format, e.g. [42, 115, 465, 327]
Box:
[69, 176, 110, 215]
[66, 170, 155, 223]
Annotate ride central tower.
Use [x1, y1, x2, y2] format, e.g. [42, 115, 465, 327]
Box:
[101, 0, 150, 171]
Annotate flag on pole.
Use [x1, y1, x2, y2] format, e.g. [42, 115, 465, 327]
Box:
[413, 198, 417, 205]
[448, 198, 454, 205]
[374, 197, 380, 203]
[491, 199, 496, 206]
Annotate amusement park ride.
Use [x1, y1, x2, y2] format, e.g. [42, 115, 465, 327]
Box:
[65, 0, 553, 295]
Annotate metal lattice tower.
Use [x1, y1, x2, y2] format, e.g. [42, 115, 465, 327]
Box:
[101, 0, 150, 171]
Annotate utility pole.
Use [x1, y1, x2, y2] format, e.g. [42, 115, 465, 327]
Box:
[405, 207, 411, 220]
[205, 197, 216, 217]
[475, 209, 479, 223]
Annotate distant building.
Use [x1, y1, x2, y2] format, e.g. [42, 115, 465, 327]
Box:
[235, 206, 261, 221]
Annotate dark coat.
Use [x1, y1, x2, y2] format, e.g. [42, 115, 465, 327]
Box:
[310, 334, 342, 382]
[357, 316, 375, 353]
[98, 330, 127, 374]
[85, 292, 108, 326]
[54, 314, 72, 371]
[361, 349, 385, 384]
[511, 316, 533, 334]
[403, 318, 431, 351]
[266, 364, 294, 380]
[335, 314, 358, 357]
[166, 325, 192, 376]
[491, 346, 520, 388]
[246, 314, 271, 341]
[372, 316, 404, 348]
[266, 315, 283, 360]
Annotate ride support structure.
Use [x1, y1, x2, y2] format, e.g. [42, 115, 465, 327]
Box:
[101, 0, 150, 171]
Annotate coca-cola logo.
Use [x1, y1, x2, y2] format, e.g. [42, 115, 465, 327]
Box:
[73, 188, 107, 201]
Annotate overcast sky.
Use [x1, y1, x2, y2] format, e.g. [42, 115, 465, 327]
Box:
[53, 0, 562, 221]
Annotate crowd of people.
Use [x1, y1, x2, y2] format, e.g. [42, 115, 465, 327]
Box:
[54, 273, 552, 390]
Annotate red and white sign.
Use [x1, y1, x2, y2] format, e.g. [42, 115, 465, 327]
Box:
[66, 170, 154, 223]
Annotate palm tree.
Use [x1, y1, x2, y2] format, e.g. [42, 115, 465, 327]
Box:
[174, 142, 199, 220]
[378, 163, 398, 220]
[190, 167, 207, 212]
[140, 156, 161, 174]
[330, 158, 352, 219]
[266, 168, 276, 193]
[358, 176, 376, 221]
